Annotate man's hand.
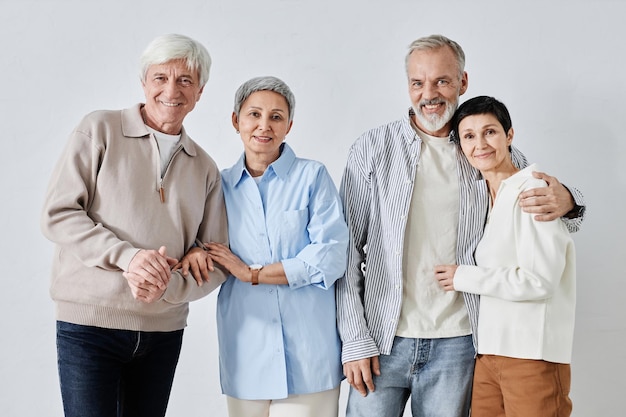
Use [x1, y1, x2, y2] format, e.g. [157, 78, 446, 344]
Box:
[123, 271, 167, 303]
[518, 171, 575, 221]
[434, 264, 458, 291]
[343, 356, 381, 397]
[124, 246, 176, 302]
[126, 246, 175, 290]
[173, 246, 215, 286]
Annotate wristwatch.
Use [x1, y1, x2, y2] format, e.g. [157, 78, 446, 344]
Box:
[249, 264, 263, 286]
[565, 204, 586, 219]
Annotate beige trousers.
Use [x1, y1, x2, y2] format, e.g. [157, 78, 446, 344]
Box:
[226, 387, 340, 417]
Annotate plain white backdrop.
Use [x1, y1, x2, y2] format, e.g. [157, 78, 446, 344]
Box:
[1, 0, 624, 416]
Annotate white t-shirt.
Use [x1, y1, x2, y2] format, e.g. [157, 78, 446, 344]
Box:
[396, 127, 470, 339]
[147, 126, 180, 177]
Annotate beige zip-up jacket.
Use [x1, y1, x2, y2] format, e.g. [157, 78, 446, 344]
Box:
[41, 104, 228, 332]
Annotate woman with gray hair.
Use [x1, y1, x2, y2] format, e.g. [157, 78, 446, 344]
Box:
[41, 33, 227, 417]
[187, 76, 348, 416]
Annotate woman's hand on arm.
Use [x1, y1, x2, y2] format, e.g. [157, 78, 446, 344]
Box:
[173, 246, 215, 286]
[434, 264, 458, 291]
[205, 243, 251, 283]
[206, 243, 289, 285]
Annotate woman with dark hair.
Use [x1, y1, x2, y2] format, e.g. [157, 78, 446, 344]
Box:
[435, 96, 576, 417]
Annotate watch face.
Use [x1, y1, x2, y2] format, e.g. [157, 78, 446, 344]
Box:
[249, 264, 263, 270]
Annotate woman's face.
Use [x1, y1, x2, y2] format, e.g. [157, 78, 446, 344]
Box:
[233, 90, 292, 163]
[142, 59, 203, 135]
[458, 113, 514, 174]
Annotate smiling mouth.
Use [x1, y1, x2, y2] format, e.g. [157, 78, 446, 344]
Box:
[254, 136, 272, 143]
[419, 105, 446, 120]
[420, 99, 445, 112]
[161, 101, 181, 107]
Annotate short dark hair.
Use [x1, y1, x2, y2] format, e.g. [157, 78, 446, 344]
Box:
[450, 96, 512, 143]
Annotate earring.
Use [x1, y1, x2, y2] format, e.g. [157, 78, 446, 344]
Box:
[236, 130, 240, 134]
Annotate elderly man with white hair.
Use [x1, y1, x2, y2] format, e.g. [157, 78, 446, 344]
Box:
[41, 33, 228, 417]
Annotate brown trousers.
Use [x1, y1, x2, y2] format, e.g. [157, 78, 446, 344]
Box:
[471, 354, 572, 417]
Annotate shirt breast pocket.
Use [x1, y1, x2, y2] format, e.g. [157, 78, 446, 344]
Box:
[277, 209, 309, 256]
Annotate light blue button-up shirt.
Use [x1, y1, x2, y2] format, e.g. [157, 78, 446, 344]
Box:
[216, 143, 348, 400]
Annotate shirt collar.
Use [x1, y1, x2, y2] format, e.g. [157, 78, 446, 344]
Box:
[120, 103, 197, 157]
[225, 142, 297, 188]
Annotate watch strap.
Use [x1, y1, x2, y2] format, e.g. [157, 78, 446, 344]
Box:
[249, 265, 262, 285]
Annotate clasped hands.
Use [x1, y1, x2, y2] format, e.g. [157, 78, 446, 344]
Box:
[123, 242, 222, 303]
[123, 246, 177, 303]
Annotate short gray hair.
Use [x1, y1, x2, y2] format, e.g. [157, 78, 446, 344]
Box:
[405, 34, 466, 79]
[140, 34, 212, 88]
[233, 76, 296, 122]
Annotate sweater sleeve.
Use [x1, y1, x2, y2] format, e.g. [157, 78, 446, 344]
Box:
[455, 188, 573, 302]
[162, 268, 224, 304]
[41, 126, 139, 271]
[162, 164, 229, 303]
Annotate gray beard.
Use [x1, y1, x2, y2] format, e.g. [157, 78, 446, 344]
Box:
[413, 99, 457, 133]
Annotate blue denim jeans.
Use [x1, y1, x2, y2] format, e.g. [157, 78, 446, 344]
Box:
[346, 335, 475, 417]
[56, 321, 184, 417]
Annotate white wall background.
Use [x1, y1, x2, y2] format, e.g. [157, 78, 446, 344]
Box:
[1, 0, 623, 416]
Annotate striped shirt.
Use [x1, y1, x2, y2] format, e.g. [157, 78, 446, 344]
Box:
[336, 109, 585, 363]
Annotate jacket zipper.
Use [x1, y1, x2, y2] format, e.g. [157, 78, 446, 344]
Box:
[157, 144, 183, 203]
[159, 181, 166, 203]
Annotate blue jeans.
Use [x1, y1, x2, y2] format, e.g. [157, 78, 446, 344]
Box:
[56, 321, 184, 417]
[346, 335, 475, 417]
